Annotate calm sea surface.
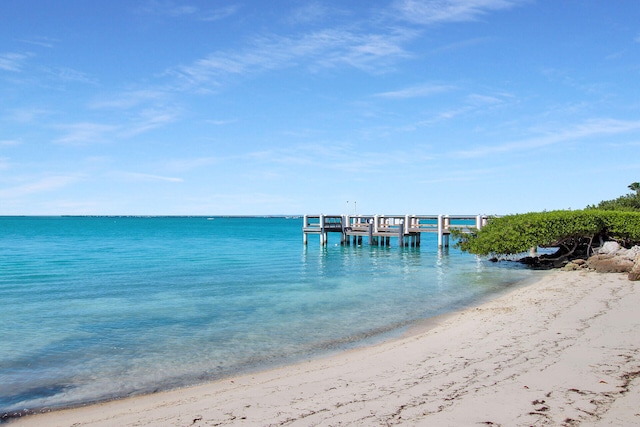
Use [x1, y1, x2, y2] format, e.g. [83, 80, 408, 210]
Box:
[0, 216, 543, 416]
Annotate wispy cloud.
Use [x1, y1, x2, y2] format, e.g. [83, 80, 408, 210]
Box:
[429, 36, 493, 54]
[286, 2, 334, 25]
[164, 156, 220, 172]
[162, 4, 197, 17]
[17, 36, 58, 48]
[54, 122, 119, 145]
[393, 0, 526, 25]
[46, 67, 97, 85]
[112, 171, 183, 183]
[91, 90, 168, 110]
[5, 108, 53, 124]
[466, 93, 510, 106]
[199, 5, 240, 22]
[607, 140, 640, 148]
[171, 27, 415, 88]
[453, 118, 640, 158]
[419, 165, 507, 184]
[0, 139, 21, 146]
[206, 119, 238, 126]
[374, 83, 456, 98]
[119, 108, 179, 137]
[166, 2, 523, 92]
[0, 175, 80, 198]
[0, 52, 31, 72]
[138, 1, 239, 22]
[245, 141, 432, 175]
[314, 29, 415, 71]
[54, 108, 178, 144]
[398, 91, 512, 130]
[2, 51, 98, 89]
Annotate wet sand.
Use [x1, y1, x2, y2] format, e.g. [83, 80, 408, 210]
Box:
[10, 270, 640, 426]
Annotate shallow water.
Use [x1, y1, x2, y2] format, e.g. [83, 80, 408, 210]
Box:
[0, 216, 542, 415]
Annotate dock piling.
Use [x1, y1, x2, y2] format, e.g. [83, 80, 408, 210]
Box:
[303, 213, 488, 249]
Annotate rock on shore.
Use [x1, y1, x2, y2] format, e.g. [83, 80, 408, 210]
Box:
[577, 241, 640, 280]
[629, 254, 640, 281]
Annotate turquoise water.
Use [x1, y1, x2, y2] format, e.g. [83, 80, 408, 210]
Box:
[0, 216, 541, 417]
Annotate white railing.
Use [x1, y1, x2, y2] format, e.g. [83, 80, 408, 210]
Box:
[303, 214, 488, 247]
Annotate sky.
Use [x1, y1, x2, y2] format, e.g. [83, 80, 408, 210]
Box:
[1, 0, 639, 216]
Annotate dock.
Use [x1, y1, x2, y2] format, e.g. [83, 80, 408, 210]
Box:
[303, 214, 487, 248]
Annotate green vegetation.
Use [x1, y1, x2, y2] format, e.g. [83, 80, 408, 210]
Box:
[454, 183, 640, 266]
[587, 182, 640, 211]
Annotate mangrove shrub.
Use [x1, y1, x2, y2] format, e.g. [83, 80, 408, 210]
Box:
[455, 210, 640, 260]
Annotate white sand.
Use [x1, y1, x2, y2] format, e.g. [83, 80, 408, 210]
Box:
[10, 271, 640, 426]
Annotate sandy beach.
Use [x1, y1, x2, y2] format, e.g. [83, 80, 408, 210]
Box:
[9, 270, 640, 426]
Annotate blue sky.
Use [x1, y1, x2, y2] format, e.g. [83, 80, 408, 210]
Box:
[1, 0, 639, 215]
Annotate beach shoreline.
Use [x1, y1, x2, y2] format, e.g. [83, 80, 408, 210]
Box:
[9, 270, 640, 426]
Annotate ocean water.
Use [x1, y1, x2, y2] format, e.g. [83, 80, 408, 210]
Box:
[0, 216, 542, 417]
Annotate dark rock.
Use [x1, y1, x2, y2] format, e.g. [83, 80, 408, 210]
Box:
[518, 256, 559, 270]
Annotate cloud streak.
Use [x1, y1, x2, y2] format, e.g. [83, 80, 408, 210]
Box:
[118, 108, 179, 138]
[170, 27, 415, 88]
[0, 52, 31, 72]
[453, 118, 640, 158]
[46, 67, 97, 85]
[0, 175, 80, 198]
[139, 1, 531, 99]
[166, 2, 526, 93]
[17, 37, 57, 48]
[112, 171, 183, 183]
[54, 123, 119, 145]
[394, 0, 526, 25]
[90, 90, 168, 110]
[396, 91, 512, 131]
[287, 3, 334, 25]
[374, 83, 456, 98]
[244, 141, 432, 175]
[54, 108, 179, 144]
[138, 1, 239, 22]
[0, 157, 10, 170]
[0, 139, 21, 146]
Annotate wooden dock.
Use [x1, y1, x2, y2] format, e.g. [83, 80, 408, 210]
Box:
[303, 214, 487, 248]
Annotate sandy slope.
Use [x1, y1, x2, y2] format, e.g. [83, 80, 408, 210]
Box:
[10, 271, 640, 426]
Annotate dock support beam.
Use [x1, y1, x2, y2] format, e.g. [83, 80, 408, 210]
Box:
[304, 213, 490, 249]
[303, 215, 308, 245]
[437, 215, 450, 249]
[444, 215, 450, 248]
[319, 214, 326, 246]
[341, 214, 349, 246]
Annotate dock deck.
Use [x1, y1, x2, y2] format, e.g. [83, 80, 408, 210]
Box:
[303, 214, 487, 248]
